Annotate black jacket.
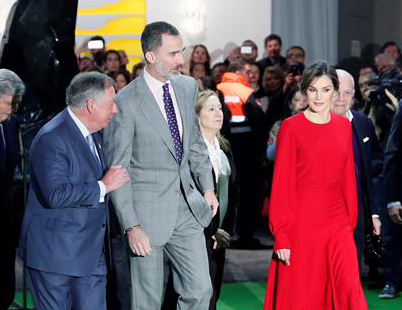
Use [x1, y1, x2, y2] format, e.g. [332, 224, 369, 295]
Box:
[384, 101, 402, 204]
[351, 111, 383, 233]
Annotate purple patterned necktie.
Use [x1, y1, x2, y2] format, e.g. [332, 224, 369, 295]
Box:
[162, 83, 183, 163]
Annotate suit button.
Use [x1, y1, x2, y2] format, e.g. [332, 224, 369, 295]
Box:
[102, 223, 106, 228]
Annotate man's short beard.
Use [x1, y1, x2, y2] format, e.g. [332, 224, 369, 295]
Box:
[155, 62, 180, 81]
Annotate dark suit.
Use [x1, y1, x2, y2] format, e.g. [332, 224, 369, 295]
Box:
[350, 110, 383, 265]
[382, 101, 402, 289]
[19, 109, 109, 309]
[0, 115, 20, 309]
[257, 55, 287, 72]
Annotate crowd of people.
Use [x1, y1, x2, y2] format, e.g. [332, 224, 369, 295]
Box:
[1, 19, 402, 310]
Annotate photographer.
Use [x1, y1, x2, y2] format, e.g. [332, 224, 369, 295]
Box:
[265, 46, 306, 133]
[358, 56, 400, 148]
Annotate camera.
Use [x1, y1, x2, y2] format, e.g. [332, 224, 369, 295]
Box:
[368, 69, 402, 105]
[288, 63, 305, 76]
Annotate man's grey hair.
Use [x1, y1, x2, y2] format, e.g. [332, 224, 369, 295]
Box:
[375, 53, 395, 66]
[0, 69, 25, 98]
[66, 72, 114, 110]
[336, 69, 355, 89]
[141, 21, 180, 57]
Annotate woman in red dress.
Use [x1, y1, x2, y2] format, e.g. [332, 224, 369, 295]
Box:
[263, 61, 368, 310]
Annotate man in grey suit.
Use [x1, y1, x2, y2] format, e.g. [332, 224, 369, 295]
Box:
[103, 21, 219, 310]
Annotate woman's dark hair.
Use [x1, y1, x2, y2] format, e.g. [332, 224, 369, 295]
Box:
[131, 62, 145, 80]
[113, 70, 130, 84]
[300, 61, 339, 94]
[104, 50, 121, 63]
[190, 44, 211, 75]
[190, 62, 208, 77]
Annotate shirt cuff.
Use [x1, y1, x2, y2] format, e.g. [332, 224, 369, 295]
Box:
[372, 214, 380, 218]
[98, 181, 106, 203]
[204, 189, 214, 194]
[387, 201, 401, 209]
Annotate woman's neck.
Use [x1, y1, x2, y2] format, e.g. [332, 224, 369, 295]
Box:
[201, 128, 218, 146]
[304, 108, 331, 124]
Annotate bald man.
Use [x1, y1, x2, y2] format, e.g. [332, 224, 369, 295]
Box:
[331, 69, 382, 272]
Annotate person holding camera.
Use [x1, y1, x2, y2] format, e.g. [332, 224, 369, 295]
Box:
[358, 61, 399, 149]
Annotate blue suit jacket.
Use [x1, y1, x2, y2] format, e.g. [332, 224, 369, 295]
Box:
[19, 109, 108, 277]
[351, 110, 383, 217]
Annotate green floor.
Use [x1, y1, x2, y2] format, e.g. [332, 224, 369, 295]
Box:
[10, 283, 402, 309]
[216, 282, 402, 310]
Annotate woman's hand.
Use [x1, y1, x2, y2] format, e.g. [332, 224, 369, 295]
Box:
[275, 249, 291, 266]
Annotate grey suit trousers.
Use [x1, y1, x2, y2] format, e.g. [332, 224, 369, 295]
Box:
[129, 195, 212, 310]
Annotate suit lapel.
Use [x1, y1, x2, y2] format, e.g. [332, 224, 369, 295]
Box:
[64, 110, 103, 179]
[137, 75, 178, 162]
[351, 111, 370, 173]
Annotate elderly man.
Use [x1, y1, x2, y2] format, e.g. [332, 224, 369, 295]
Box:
[331, 69, 382, 273]
[0, 69, 24, 310]
[19, 72, 129, 310]
[103, 21, 218, 310]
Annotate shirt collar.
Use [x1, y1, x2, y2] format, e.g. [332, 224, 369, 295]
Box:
[143, 66, 170, 93]
[67, 106, 91, 138]
[345, 109, 353, 122]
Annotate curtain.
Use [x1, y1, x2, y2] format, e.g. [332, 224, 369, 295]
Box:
[272, 0, 338, 65]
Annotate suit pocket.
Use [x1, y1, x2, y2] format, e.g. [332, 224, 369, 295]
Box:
[45, 218, 80, 233]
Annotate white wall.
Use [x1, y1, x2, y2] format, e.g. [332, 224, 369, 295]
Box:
[146, 0, 272, 65]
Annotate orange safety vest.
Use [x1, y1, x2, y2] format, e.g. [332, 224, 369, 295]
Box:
[217, 72, 253, 123]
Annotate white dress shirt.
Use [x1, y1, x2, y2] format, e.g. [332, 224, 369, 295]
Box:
[143, 67, 183, 138]
[67, 107, 106, 202]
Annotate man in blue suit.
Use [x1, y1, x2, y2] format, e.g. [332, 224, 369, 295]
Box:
[0, 69, 25, 310]
[19, 72, 129, 310]
[331, 69, 382, 271]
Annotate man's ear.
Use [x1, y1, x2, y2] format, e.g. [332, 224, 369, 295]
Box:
[145, 51, 156, 64]
[86, 98, 97, 113]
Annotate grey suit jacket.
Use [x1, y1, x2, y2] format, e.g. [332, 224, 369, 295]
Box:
[103, 72, 214, 246]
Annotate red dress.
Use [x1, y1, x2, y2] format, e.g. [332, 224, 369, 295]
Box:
[263, 112, 368, 310]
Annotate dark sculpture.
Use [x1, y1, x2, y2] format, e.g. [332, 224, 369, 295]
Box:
[0, 0, 79, 145]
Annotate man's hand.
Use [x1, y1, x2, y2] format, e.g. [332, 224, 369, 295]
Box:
[275, 249, 291, 266]
[385, 88, 399, 112]
[214, 228, 230, 250]
[388, 205, 402, 224]
[204, 190, 219, 216]
[127, 227, 152, 256]
[283, 72, 295, 92]
[228, 47, 240, 62]
[372, 217, 381, 235]
[101, 165, 129, 193]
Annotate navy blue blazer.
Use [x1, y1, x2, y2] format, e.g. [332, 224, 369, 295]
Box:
[19, 109, 108, 277]
[351, 110, 383, 218]
[0, 115, 20, 244]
